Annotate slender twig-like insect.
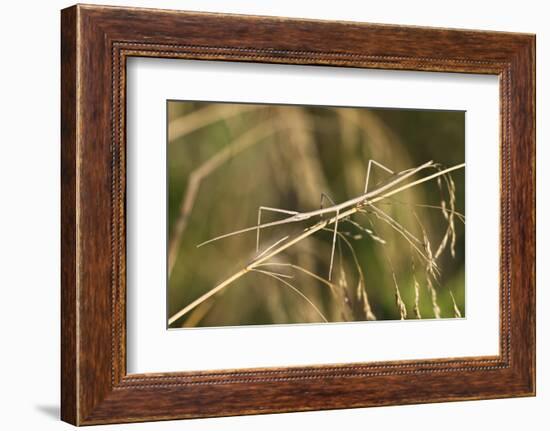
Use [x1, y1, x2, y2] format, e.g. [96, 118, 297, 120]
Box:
[197, 159, 456, 281]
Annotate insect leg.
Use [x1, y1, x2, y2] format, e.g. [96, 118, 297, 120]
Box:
[256, 206, 298, 252]
[320, 192, 335, 216]
[328, 209, 340, 281]
[364, 159, 395, 194]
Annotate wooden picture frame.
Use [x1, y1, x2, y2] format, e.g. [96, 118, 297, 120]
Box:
[61, 4, 535, 425]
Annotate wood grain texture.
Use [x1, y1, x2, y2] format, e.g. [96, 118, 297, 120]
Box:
[60, 4, 535, 425]
[60, 6, 78, 425]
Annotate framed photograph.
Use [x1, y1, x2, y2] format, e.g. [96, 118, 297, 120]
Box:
[61, 4, 535, 425]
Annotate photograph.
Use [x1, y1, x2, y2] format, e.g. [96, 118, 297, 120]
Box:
[167, 101, 466, 328]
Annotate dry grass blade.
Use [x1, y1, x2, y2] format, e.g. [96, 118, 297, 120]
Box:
[323, 228, 376, 321]
[341, 232, 377, 321]
[413, 275, 422, 319]
[414, 213, 442, 318]
[366, 204, 438, 273]
[335, 235, 355, 320]
[379, 200, 465, 223]
[449, 290, 462, 318]
[169, 104, 267, 142]
[411, 254, 422, 319]
[181, 299, 216, 328]
[364, 216, 408, 320]
[432, 167, 458, 259]
[255, 236, 290, 259]
[252, 269, 328, 323]
[255, 262, 335, 292]
[168, 119, 280, 276]
[392, 272, 408, 320]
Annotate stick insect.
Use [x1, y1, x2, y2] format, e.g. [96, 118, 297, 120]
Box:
[197, 159, 454, 281]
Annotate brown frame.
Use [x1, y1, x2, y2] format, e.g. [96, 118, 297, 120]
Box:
[61, 4, 536, 426]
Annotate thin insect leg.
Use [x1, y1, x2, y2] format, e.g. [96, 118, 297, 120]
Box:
[368, 215, 407, 319]
[320, 192, 335, 218]
[256, 206, 298, 252]
[328, 209, 340, 281]
[364, 159, 395, 194]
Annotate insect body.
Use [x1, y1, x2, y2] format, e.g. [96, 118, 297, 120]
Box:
[197, 159, 462, 281]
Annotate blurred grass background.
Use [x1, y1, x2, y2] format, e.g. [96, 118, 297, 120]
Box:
[167, 101, 465, 328]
